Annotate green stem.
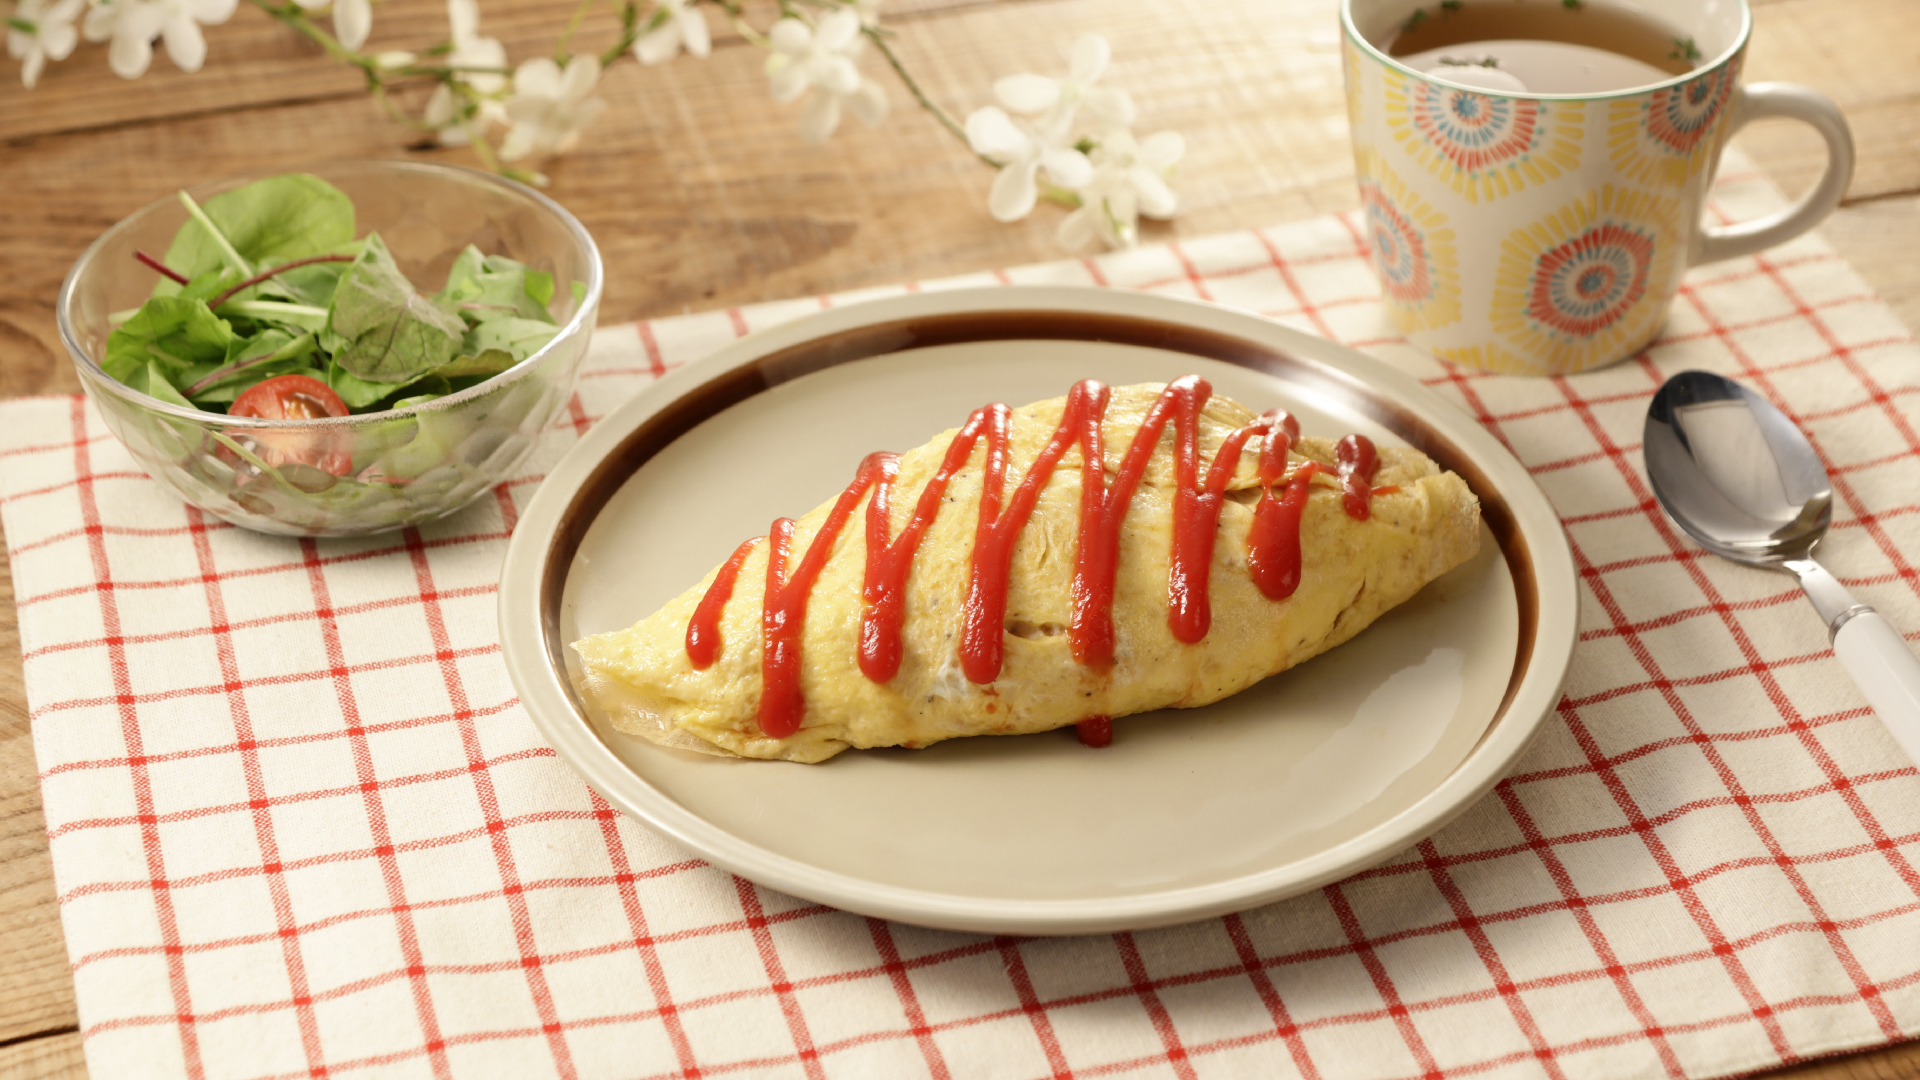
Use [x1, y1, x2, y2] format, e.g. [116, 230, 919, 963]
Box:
[399, 63, 513, 76]
[863, 27, 994, 166]
[249, 0, 369, 69]
[1039, 181, 1083, 209]
[716, 0, 769, 48]
[600, 1, 661, 67]
[185, 333, 319, 397]
[209, 254, 356, 309]
[554, 0, 597, 61]
[144, 342, 195, 369]
[464, 121, 506, 173]
[370, 81, 437, 132]
[176, 191, 252, 277]
[220, 300, 331, 320]
[206, 430, 305, 494]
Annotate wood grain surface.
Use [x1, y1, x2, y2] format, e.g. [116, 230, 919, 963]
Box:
[2, 0, 1916, 1075]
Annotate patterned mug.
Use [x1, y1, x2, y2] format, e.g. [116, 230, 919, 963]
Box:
[1341, 0, 1855, 375]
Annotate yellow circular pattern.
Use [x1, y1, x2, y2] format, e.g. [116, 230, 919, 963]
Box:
[1384, 67, 1585, 204]
[1354, 149, 1462, 333]
[1491, 184, 1681, 374]
[1608, 61, 1740, 190]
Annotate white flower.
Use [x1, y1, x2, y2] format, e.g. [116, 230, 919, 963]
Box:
[423, 0, 508, 146]
[992, 34, 1133, 146]
[82, 0, 237, 78]
[764, 10, 888, 144]
[7, 0, 84, 87]
[964, 105, 1091, 223]
[1058, 129, 1183, 249]
[633, 0, 708, 65]
[963, 34, 1147, 224]
[442, 0, 505, 93]
[850, 0, 882, 28]
[292, 0, 370, 51]
[500, 55, 606, 161]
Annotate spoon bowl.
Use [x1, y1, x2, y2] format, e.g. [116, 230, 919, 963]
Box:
[1644, 369, 1920, 764]
[1644, 369, 1833, 564]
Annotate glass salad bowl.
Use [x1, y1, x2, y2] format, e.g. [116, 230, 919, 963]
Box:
[57, 160, 602, 537]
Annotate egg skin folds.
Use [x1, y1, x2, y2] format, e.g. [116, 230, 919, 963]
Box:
[571, 382, 1482, 762]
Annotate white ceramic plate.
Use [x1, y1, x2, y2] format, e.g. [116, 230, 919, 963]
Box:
[498, 286, 1577, 935]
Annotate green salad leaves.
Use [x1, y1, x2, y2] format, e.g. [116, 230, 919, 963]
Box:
[108, 173, 564, 416]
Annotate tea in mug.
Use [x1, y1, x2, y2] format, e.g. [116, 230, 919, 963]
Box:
[1386, 0, 1701, 94]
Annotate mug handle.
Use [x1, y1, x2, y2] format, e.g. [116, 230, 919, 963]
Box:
[1693, 82, 1856, 266]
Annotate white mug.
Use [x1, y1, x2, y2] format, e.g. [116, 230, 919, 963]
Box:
[1341, 0, 1855, 375]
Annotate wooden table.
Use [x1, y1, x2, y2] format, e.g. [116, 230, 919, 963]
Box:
[3, 0, 1917, 1074]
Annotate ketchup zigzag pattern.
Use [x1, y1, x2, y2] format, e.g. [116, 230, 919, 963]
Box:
[686, 377, 1383, 739]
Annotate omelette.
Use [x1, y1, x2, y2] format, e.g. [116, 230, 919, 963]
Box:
[571, 378, 1482, 762]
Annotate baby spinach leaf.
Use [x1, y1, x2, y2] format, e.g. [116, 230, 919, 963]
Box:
[254, 240, 364, 308]
[178, 267, 241, 303]
[173, 330, 321, 404]
[223, 326, 300, 365]
[389, 374, 452, 405]
[437, 246, 555, 324]
[515, 264, 556, 309]
[127, 361, 198, 408]
[487, 253, 555, 309]
[441, 246, 488, 296]
[464, 316, 557, 361]
[325, 359, 400, 411]
[327, 232, 466, 384]
[103, 297, 236, 385]
[161, 174, 357, 288]
[218, 300, 330, 334]
[192, 362, 325, 406]
[324, 348, 518, 411]
[430, 350, 520, 379]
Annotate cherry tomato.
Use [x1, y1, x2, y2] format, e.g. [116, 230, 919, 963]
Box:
[226, 374, 354, 476]
[231, 374, 350, 421]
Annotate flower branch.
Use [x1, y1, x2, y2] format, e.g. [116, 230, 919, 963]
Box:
[5, 0, 1183, 249]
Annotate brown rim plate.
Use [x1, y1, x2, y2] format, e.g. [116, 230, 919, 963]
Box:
[498, 286, 1578, 935]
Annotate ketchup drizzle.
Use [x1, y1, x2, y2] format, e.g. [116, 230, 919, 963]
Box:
[689, 378, 1385, 740]
[755, 456, 892, 739]
[686, 537, 758, 669]
[1076, 716, 1114, 748]
[1336, 433, 1380, 521]
[1167, 380, 1271, 644]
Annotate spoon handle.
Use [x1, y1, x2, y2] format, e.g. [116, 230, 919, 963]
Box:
[1787, 559, 1920, 765]
[1832, 612, 1920, 766]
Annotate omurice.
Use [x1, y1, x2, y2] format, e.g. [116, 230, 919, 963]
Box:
[571, 376, 1482, 762]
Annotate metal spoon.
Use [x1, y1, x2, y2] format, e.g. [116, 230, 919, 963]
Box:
[1644, 369, 1920, 764]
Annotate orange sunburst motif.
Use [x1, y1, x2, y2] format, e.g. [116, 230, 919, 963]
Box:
[1491, 185, 1682, 374]
[1609, 61, 1739, 189]
[1354, 149, 1461, 333]
[1384, 67, 1585, 203]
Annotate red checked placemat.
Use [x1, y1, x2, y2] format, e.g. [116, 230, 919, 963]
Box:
[5, 160, 1919, 1080]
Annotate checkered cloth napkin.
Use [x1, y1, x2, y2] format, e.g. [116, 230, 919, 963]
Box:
[6, 157, 1920, 1080]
